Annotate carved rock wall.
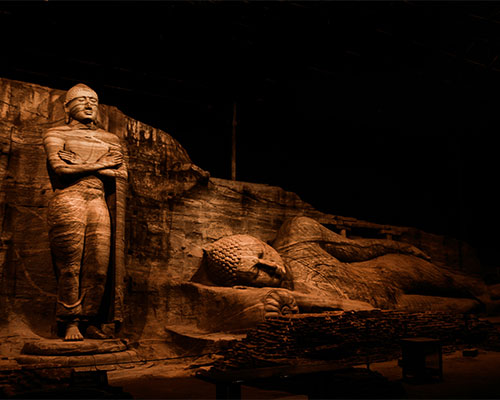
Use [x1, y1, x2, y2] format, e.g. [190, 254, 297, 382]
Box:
[0, 77, 483, 343]
[0, 77, 199, 339]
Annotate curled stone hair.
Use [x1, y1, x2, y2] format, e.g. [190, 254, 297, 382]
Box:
[64, 83, 99, 124]
[64, 83, 98, 106]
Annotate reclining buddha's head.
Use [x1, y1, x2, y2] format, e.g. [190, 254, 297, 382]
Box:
[203, 234, 291, 288]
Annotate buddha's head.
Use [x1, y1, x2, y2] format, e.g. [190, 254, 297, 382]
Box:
[64, 83, 99, 124]
[203, 234, 292, 288]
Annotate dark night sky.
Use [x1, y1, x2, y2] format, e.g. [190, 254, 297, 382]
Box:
[1, 1, 499, 268]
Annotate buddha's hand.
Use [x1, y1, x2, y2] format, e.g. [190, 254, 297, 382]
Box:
[97, 150, 123, 168]
[58, 150, 84, 165]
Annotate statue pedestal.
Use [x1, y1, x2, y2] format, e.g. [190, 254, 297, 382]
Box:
[15, 339, 141, 371]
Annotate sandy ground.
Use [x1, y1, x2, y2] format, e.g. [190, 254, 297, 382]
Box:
[107, 359, 304, 399]
[107, 350, 500, 399]
[371, 350, 500, 399]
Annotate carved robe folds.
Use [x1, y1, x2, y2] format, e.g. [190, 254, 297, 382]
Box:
[44, 121, 127, 327]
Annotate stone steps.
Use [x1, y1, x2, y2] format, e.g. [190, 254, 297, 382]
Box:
[14, 338, 144, 372]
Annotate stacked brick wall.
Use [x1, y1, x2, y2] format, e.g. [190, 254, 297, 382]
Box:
[214, 310, 498, 371]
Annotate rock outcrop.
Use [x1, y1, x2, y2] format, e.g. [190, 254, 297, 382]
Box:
[0, 77, 488, 352]
[0, 77, 204, 341]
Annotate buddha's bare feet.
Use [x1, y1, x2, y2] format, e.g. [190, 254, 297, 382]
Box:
[64, 322, 84, 341]
[85, 325, 112, 340]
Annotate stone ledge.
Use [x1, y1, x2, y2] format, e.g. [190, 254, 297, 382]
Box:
[15, 350, 141, 370]
[21, 338, 128, 356]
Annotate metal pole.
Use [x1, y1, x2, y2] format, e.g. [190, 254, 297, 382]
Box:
[231, 102, 237, 181]
[453, 135, 464, 271]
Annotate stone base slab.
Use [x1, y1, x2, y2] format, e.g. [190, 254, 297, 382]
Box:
[21, 339, 127, 356]
[15, 350, 141, 371]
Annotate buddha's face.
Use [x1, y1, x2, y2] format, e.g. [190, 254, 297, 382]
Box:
[235, 245, 287, 288]
[66, 95, 98, 123]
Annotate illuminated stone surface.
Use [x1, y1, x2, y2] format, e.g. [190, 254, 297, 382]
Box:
[0, 77, 206, 346]
[272, 216, 492, 312]
[21, 338, 127, 356]
[43, 84, 128, 341]
[0, 77, 497, 362]
[201, 234, 290, 288]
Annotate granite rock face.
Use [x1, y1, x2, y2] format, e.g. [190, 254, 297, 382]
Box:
[0, 77, 488, 349]
[0, 77, 203, 341]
